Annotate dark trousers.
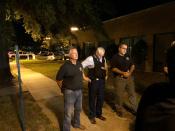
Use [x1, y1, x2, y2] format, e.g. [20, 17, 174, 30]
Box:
[88, 79, 105, 119]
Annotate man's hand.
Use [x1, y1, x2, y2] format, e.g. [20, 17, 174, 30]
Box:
[85, 76, 91, 83]
[83, 72, 91, 82]
[87, 77, 91, 83]
[101, 66, 106, 70]
[122, 72, 131, 78]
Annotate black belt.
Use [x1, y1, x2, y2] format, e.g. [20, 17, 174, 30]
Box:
[115, 75, 127, 79]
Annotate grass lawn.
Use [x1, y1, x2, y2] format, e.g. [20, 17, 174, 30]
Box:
[19, 60, 63, 80]
[0, 95, 21, 130]
[0, 91, 58, 131]
[5, 60, 62, 130]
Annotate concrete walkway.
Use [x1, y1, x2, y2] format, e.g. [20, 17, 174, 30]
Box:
[11, 62, 133, 131]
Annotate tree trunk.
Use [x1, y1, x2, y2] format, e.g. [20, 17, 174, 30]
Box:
[0, 50, 13, 84]
[0, 10, 15, 85]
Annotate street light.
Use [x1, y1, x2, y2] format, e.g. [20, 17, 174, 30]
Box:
[45, 37, 51, 40]
[70, 27, 79, 32]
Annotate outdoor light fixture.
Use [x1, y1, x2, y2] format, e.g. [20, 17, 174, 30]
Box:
[70, 27, 79, 32]
[45, 37, 51, 40]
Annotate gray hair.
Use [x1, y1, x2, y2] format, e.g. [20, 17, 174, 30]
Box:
[96, 47, 105, 56]
[68, 47, 77, 56]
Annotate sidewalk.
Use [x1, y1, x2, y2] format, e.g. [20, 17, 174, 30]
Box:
[11, 62, 133, 131]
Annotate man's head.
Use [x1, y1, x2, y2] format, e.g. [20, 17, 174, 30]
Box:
[118, 43, 128, 56]
[68, 47, 78, 60]
[96, 47, 105, 58]
[171, 40, 175, 47]
[166, 46, 175, 83]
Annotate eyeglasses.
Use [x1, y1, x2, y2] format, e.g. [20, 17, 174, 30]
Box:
[120, 47, 127, 50]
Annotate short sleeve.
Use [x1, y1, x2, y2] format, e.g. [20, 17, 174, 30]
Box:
[81, 56, 94, 68]
[110, 55, 117, 68]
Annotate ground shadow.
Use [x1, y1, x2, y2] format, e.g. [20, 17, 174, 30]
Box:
[104, 87, 116, 111]
[45, 96, 64, 131]
[0, 77, 17, 88]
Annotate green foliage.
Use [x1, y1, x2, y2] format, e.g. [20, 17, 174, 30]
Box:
[8, 0, 102, 40]
[0, 0, 115, 50]
[0, 0, 118, 54]
[0, 21, 16, 52]
[0, 1, 15, 50]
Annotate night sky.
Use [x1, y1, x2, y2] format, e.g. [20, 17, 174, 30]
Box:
[98, 0, 175, 20]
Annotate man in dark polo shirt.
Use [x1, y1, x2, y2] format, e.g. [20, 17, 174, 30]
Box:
[135, 45, 175, 131]
[56, 47, 90, 131]
[111, 42, 137, 117]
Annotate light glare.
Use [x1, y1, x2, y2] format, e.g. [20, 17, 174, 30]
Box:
[71, 27, 79, 31]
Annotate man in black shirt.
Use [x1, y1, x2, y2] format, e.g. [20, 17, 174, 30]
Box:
[135, 45, 175, 131]
[111, 43, 137, 117]
[56, 47, 90, 131]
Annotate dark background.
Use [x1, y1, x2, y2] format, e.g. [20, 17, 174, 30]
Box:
[96, 0, 175, 21]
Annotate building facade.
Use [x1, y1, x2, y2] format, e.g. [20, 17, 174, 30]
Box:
[73, 1, 175, 72]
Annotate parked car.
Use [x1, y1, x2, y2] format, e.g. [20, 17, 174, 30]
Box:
[63, 49, 69, 60]
[37, 51, 55, 60]
[64, 53, 69, 60]
[47, 52, 55, 60]
[54, 51, 64, 60]
[8, 51, 35, 60]
[38, 51, 50, 56]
